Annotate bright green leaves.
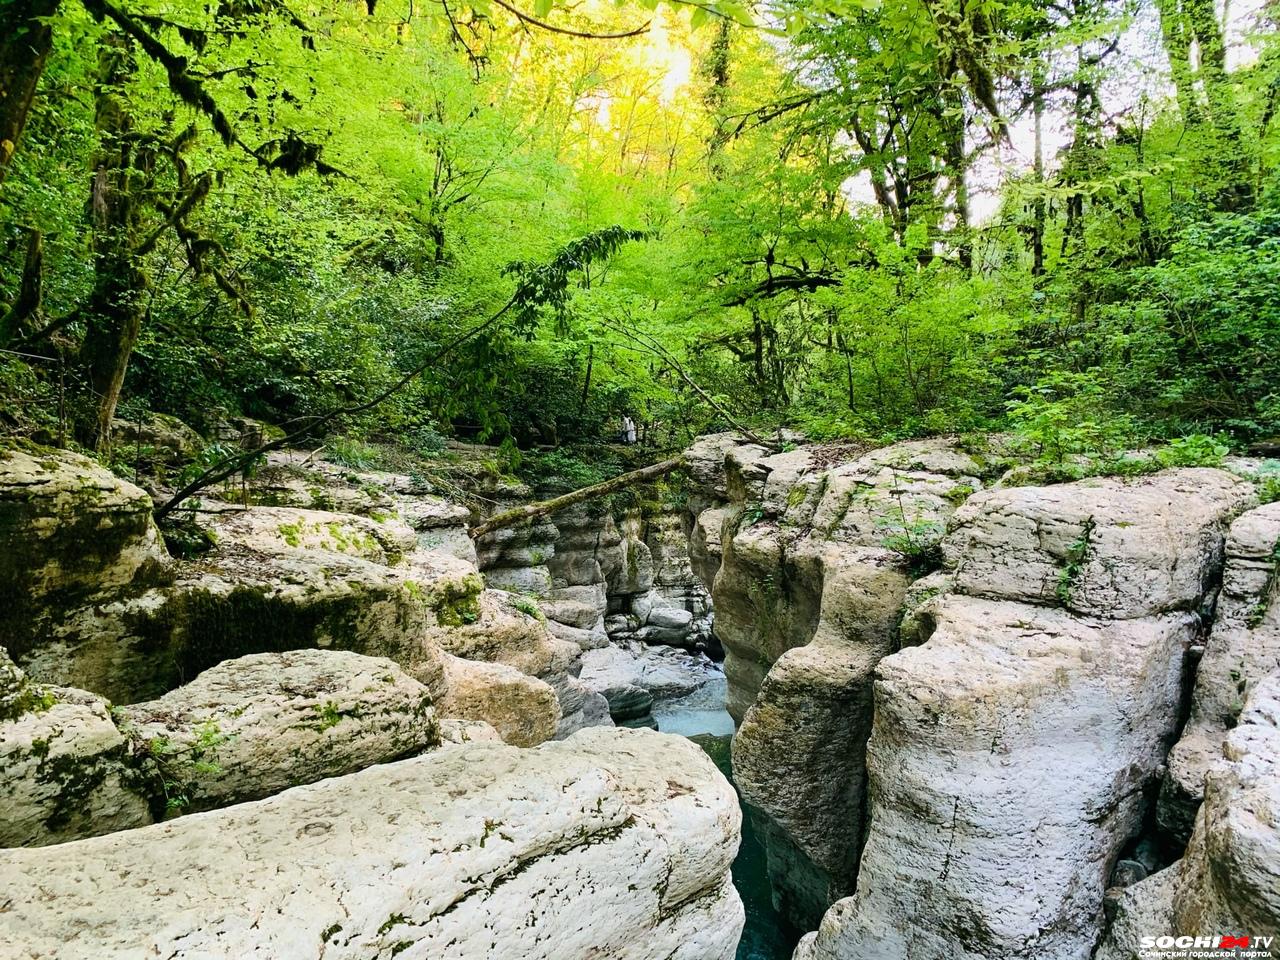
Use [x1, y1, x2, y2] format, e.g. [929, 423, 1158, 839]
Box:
[505, 226, 649, 336]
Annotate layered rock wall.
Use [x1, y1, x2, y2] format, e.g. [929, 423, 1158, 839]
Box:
[682, 435, 983, 927]
[795, 468, 1255, 960]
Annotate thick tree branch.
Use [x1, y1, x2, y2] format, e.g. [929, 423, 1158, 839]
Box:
[600, 317, 778, 450]
[489, 0, 650, 39]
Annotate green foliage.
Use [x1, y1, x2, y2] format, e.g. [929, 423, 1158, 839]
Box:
[1006, 371, 1137, 468]
[325, 438, 380, 471]
[2, 0, 1279, 476]
[1056, 518, 1097, 606]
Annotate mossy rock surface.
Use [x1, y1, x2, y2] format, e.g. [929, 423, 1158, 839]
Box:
[24, 545, 466, 705]
[0, 443, 171, 657]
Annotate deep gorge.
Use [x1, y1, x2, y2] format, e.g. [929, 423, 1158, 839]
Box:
[2, 427, 1278, 959]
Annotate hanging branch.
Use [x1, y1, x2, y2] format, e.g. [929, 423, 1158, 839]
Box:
[470, 456, 683, 538]
[153, 298, 516, 520]
[600, 316, 779, 450]
[488, 0, 650, 39]
[155, 225, 649, 520]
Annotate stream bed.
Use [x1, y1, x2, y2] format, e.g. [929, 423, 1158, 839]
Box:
[652, 679, 801, 960]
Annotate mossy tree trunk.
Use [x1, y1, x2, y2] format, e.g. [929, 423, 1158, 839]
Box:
[0, 0, 60, 185]
[79, 33, 149, 454]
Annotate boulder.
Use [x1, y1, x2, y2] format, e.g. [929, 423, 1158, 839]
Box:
[110, 412, 203, 463]
[0, 442, 169, 654]
[202, 504, 419, 566]
[1094, 868, 1178, 960]
[0, 652, 152, 847]
[438, 654, 560, 747]
[647, 605, 694, 631]
[545, 619, 609, 651]
[0, 728, 744, 960]
[484, 564, 553, 598]
[942, 468, 1253, 619]
[579, 644, 720, 723]
[28, 545, 460, 705]
[852, 437, 986, 477]
[684, 432, 764, 501]
[1161, 501, 1280, 840]
[114, 650, 439, 815]
[542, 583, 608, 630]
[797, 596, 1195, 960]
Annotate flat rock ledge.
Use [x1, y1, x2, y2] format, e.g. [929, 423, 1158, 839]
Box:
[0, 727, 744, 960]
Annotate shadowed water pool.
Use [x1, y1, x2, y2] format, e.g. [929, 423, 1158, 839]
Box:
[654, 680, 800, 960]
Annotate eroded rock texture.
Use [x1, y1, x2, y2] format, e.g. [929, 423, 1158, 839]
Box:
[0, 443, 169, 653]
[1, 443, 602, 748]
[1098, 671, 1280, 960]
[1161, 501, 1280, 840]
[115, 649, 440, 814]
[0, 651, 152, 847]
[796, 467, 1253, 960]
[0, 728, 744, 960]
[796, 599, 1195, 960]
[684, 435, 979, 928]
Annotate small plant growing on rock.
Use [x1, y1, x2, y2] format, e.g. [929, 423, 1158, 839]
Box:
[137, 720, 229, 817]
[878, 473, 944, 575]
[1056, 517, 1097, 605]
[512, 597, 543, 620]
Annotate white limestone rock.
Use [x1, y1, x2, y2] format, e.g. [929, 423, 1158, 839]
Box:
[0, 727, 743, 960]
[732, 547, 910, 928]
[30, 545, 461, 705]
[1171, 671, 1280, 939]
[114, 650, 439, 815]
[0, 652, 152, 847]
[942, 468, 1253, 619]
[798, 596, 1195, 960]
[1161, 501, 1280, 840]
[579, 643, 721, 723]
[202, 504, 419, 565]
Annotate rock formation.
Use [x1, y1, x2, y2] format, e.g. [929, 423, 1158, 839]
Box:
[1160, 501, 1280, 840]
[682, 434, 982, 927]
[0, 650, 151, 847]
[2, 440, 604, 747]
[0, 728, 744, 960]
[1098, 671, 1280, 960]
[793, 467, 1254, 960]
[114, 649, 441, 814]
[0, 443, 170, 653]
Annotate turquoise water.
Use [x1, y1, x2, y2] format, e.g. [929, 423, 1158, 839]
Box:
[655, 682, 800, 960]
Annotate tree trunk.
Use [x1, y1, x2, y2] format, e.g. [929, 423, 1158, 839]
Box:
[79, 34, 148, 454]
[470, 457, 684, 538]
[1155, 0, 1202, 124]
[1031, 64, 1046, 278]
[0, 0, 61, 185]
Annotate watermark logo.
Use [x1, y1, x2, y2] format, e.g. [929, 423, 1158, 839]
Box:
[1138, 936, 1274, 959]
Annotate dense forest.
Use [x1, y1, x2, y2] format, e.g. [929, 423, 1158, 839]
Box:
[2, 0, 1279, 481]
